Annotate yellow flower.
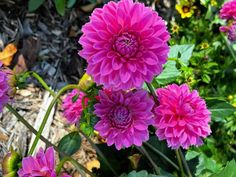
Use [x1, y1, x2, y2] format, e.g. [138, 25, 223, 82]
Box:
[228, 95, 233, 100]
[199, 42, 210, 50]
[210, 0, 217, 6]
[175, 2, 196, 19]
[171, 23, 180, 34]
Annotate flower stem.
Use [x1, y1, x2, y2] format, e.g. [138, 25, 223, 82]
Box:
[29, 71, 56, 97]
[175, 149, 185, 177]
[179, 149, 192, 177]
[6, 104, 96, 177]
[144, 142, 179, 171]
[221, 33, 236, 62]
[28, 84, 80, 155]
[56, 156, 86, 177]
[79, 130, 119, 177]
[136, 146, 160, 174]
[145, 82, 158, 104]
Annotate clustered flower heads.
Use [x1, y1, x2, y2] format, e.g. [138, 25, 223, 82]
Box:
[79, 0, 170, 90]
[94, 89, 154, 150]
[75, 0, 212, 151]
[154, 84, 211, 149]
[219, 0, 236, 42]
[18, 147, 71, 177]
[0, 63, 9, 112]
[62, 89, 88, 124]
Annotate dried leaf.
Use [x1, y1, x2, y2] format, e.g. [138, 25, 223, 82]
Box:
[0, 132, 8, 142]
[0, 43, 17, 66]
[13, 54, 28, 74]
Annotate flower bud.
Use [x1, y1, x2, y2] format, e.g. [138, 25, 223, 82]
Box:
[2, 149, 21, 177]
[78, 73, 94, 92]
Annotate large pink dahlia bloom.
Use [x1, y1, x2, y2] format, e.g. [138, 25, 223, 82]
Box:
[62, 89, 88, 124]
[94, 89, 154, 150]
[0, 64, 9, 112]
[220, 0, 236, 20]
[154, 84, 211, 149]
[18, 147, 56, 177]
[79, 0, 170, 90]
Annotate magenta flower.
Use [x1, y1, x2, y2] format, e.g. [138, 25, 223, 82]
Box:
[220, 0, 236, 20]
[62, 89, 88, 124]
[0, 64, 9, 112]
[94, 89, 154, 150]
[220, 22, 236, 42]
[18, 147, 56, 177]
[154, 84, 211, 149]
[79, 0, 170, 90]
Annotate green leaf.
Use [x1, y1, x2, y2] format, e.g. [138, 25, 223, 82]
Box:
[119, 170, 163, 177]
[58, 131, 81, 158]
[210, 160, 236, 177]
[155, 61, 181, 85]
[28, 0, 45, 12]
[196, 154, 222, 176]
[54, 0, 66, 16]
[202, 74, 211, 83]
[155, 44, 194, 85]
[67, 0, 76, 8]
[207, 99, 236, 122]
[169, 44, 195, 65]
[185, 150, 200, 161]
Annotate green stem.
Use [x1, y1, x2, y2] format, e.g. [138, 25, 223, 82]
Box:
[79, 130, 119, 177]
[6, 104, 95, 177]
[222, 33, 236, 62]
[179, 149, 192, 177]
[144, 142, 179, 171]
[136, 146, 160, 174]
[28, 84, 80, 155]
[145, 82, 158, 104]
[56, 156, 88, 177]
[29, 71, 56, 98]
[175, 149, 185, 177]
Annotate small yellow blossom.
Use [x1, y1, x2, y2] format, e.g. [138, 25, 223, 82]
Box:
[171, 23, 180, 34]
[210, 0, 217, 6]
[228, 95, 233, 100]
[199, 42, 210, 50]
[175, 1, 196, 19]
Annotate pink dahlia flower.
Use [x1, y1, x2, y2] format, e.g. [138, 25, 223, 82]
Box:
[220, 0, 236, 20]
[220, 22, 236, 42]
[79, 0, 170, 90]
[154, 84, 211, 149]
[0, 64, 9, 112]
[94, 89, 154, 150]
[18, 147, 56, 177]
[62, 89, 88, 124]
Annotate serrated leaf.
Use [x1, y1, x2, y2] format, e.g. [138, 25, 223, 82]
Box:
[207, 100, 236, 122]
[196, 154, 222, 176]
[54, 0, 66, 16]
[58, 131, 81, 159]
[209, 160, 236, 177]
[185, 150, 200, 161]
[169, 44, 195, 65]
[155, 44, 194, 85]
[155, 61, 180, 85]
[28, 0, 45, 12]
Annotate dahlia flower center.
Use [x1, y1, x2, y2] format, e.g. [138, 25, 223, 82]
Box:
[110, 106, 131, 128]
[114, 33, 138, 57]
